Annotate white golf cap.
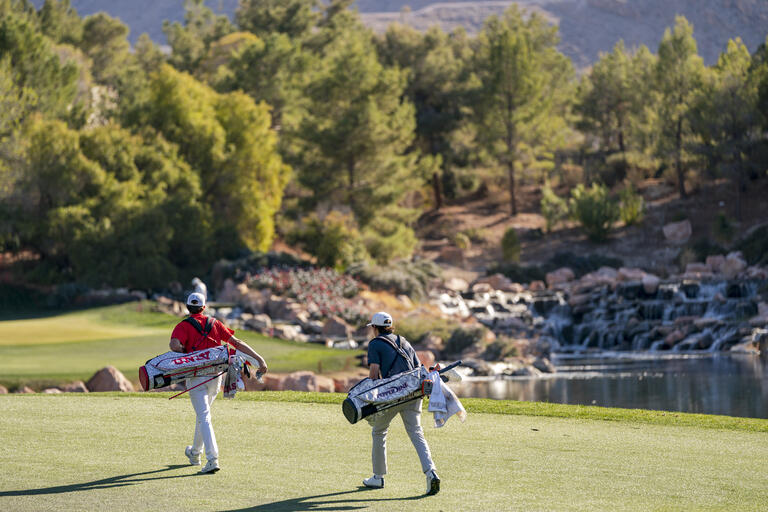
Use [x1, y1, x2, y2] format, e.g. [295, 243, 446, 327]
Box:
[366, 311, 393, 327]
[186, 292, 206, 307]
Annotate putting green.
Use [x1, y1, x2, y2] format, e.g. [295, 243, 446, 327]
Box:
[1, 394, 767, 511]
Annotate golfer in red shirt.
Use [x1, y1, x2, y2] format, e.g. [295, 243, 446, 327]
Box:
[170, 292, 268, 474]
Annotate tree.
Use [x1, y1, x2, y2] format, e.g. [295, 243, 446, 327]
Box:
[474, 6, 572, 216]
[145, 65, 290, 254]
[655, 16, 704, 198]
[690, 38, 761, 219]
[235, 0, 319, 40]
[38, 0, 82, 45]
[163, 0, 234, 74]
[79, 13, 136, 88]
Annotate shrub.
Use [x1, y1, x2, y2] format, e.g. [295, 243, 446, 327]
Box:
[396, 315, 462, 345]
[483, 337, 519, 360]
[445, 326, 487, 356]
[487, 262, 546, 284]
[452, 232, 471, 250]
[712, 212, 736, 245]
[501, 228, 521, 262]
[736, 225, 768, 265]
[362, 217, 419, 265]
[569, 183, 619, 242]
[540, 183, 568, 233]
[619, 184, 645, 226]
[347, 259, 442, 300]
[461, 227, 486, 244]
[287, 212, 367, 271]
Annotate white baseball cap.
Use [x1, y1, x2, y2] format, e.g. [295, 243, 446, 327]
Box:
[186, 292, 206, 307]
[367, 311, 393, 327]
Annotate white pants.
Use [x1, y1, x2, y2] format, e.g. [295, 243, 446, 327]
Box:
[371, 399, 436, 476]
[187, 375, 222, 462]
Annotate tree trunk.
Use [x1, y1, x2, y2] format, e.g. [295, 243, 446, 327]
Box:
[432, 171, 442, 210]
[347, 158, 356, 214]
[675, 117, 687, 198]
[508, 158, 517, 216]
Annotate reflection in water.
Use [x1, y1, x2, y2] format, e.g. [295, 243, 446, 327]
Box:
[449, 353, 768, 419]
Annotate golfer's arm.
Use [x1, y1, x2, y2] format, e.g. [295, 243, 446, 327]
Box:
[169, 338, 184, 352]
[369, 363, 382, 380]
[228, 336, 267, 368]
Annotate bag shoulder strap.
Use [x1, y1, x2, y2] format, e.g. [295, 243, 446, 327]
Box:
[373, 334, 415, 371]
[183, 316, 216, 352]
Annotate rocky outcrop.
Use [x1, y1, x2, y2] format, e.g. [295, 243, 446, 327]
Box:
[663, 219, 692, 244]
[86, 366, 134, 392]
[282, 371, 335, 392]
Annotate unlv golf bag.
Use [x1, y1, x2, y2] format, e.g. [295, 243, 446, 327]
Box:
[342, 361, 461, 424]
[139, 346, 230, 391]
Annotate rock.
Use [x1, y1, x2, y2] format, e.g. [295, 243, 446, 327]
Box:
[438, 246, 465, 266]
[532, 357, 556, 373]
[528, 280, 546, 292]
[731, 342, 759, 354]
[396, 295, 414, 308]
[706, 255, 726, 273]
[642, 274, 660, 295]
[722, 252, 747, 279]
[86, 366, 134, 392]
[322, 316, 353, 338]
[241, 291, 267, 313]
[478, 273, 521, 292]
[0, 385, 7, 394]
[416, 350, 436, 368]
[14, 386, 35, 393]
[546, 267, 575, 288]
[272, 324, 303, 341]
[568, 293, 591, 308]
[507, 365, 542, 377]
[472, 282, 493, 294]
[282, 371, 334, 392]
[685, 262, 712, 274]
[422, 333, 445, 352]
[61, 381, 89, 393]
[217, 279, 248, 303]
[444, 277, 469, 292]
[333, 340, 359, 350]
[662, 219, 692, 244]
[262, 373, 285, 391]
[245, 314, 272, 332]
[461, 358, 492, 376]
[242, 374, 266, 391]
[665, 330, 685, 345]
[617, 267, 646, 282]
[43, 388, 62, 394]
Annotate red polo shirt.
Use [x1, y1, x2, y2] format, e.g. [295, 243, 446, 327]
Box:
[171, 314, 234, 353]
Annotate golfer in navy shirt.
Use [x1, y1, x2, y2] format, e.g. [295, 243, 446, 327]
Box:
[362, 311, 441, 495]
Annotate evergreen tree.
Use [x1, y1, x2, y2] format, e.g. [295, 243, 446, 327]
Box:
[655, 16, 704, 198]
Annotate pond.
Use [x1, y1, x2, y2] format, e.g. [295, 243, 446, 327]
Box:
[449, 353, 768, 419]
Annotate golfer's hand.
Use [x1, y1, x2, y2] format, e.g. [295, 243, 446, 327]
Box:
[259, 364, 268, 374]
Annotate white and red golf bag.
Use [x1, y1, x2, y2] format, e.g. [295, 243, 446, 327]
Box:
[139, 346, 231, 391]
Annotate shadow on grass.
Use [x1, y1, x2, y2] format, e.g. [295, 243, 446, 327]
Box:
[0, 465, 195, 496]
[224, 487, 427, 512]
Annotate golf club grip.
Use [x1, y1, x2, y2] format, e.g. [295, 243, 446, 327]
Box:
[437, 360, 462, 374]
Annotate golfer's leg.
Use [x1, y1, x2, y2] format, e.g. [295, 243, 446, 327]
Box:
[190, 381, 219, 461]
[401, 400, 436, 474]
[188, 379, 205, 456]
[371, 408, 398, 476]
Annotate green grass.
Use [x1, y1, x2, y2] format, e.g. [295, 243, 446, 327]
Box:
[1, 394, 767, 511]
[0, 303, 362, 389]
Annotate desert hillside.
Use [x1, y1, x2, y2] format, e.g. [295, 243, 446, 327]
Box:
[30, 0, 768, 66]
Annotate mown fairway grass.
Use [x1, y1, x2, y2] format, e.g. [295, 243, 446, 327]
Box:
[1, 394, 767, 512]
[0, 303, 362, 388]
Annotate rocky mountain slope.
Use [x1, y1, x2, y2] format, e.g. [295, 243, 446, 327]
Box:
[30, 0, 768, 66]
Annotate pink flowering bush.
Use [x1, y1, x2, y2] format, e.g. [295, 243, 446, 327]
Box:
[249, 267, 367, 325]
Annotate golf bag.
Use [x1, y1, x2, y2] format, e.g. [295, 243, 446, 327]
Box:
[139, 346, 230, 391]
[342, 361, 461, 425]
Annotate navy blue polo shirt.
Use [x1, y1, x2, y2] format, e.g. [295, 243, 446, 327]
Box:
[367, 333, 421, 378]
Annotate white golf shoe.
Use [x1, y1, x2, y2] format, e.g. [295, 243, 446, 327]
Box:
[426, 470, 440, 495]
[185, 446, 201, 466]
[363, 475, 384, 488]
[199, 459, 220, 474]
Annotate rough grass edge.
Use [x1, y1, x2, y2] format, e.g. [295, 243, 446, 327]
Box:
[8, 391, 768, 434]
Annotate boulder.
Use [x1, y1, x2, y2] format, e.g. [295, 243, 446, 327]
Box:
[665, 330, 686, 346]
[528, 280, 546, 292]
[568, 293, 591, 308]
[444, 277, 469, 292]
[706, 255, 726, 273]
[532, 357, 556, 373]
[14, 386, 35, 394]
[272, 324, 304, 341]
[43, 388, 62, 394]
[507, 365, 542, 377]
[437, 246, 465, 266]
[321, 316, 353, 338]
[546, 267, 575, 288]
[262, 373, 285, 391]
[217, 279, 248, 303]
[245, 314, 272, 332]
[685, 262, 711, 274]
[662, 219, 692, 244]
[478, 273, 522, 292]
[416, 350, 436, 368]
[241, 291, 267, 314]
[86, 366, 134, 392]
[472, 282, 493, 294]
[282, 371, 334, 392]
[0, 385, 7, 394]
[617, 267, 646, 282]
[722, 252, 747, 279]
[61, 381, 89, 393]
[642, 273, 661, 295]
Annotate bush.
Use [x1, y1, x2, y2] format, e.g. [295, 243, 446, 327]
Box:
[347, 259, 442, 300]
[501, 228, 521, 262]
[445, 326, 487, 356]
[396, 315, 462, 345]
[287, 212, 367, 271]
[569, 183, 619, 242]
[712, 213, 736, 245]
[362, 216, 419, 265]
[487, 262, 546, 284]
[736, 225, 768, 265]
[483, 337, 519, 360]
[540, 183, 568, 233]
[452, 232, 471, 250]
[460, 227, 486, 244]
[619, 184, 644, 226]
